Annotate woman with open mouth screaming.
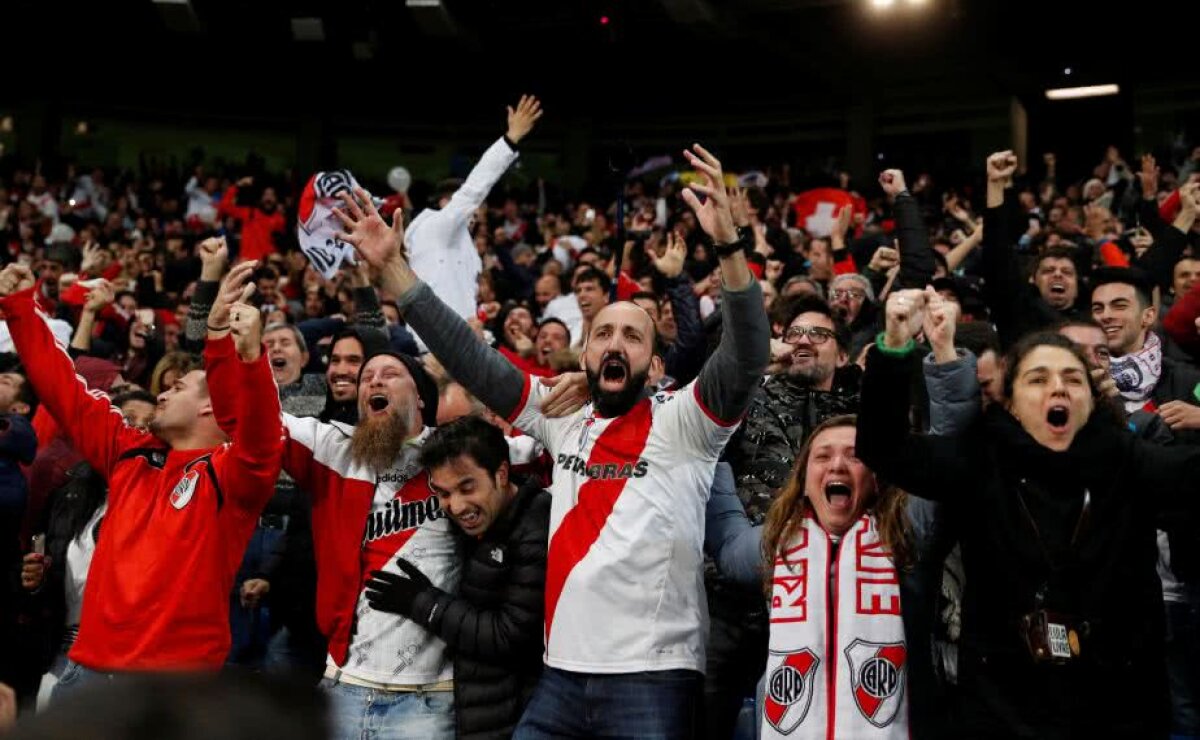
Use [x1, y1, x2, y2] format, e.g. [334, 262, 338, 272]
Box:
[857, 288, 1200, 739]
[707, 415, 914, 739]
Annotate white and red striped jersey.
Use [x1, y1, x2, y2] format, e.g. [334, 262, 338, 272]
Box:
[509, 377, 738, 674]
[282, 417, 462, 685]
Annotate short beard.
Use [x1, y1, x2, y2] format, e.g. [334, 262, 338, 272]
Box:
[586, 366, 650, 417]
[349, 405, 417, 471]
[787, 362, 834, 388]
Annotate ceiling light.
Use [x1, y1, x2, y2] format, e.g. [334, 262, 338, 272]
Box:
[1045, 84, 1119, 100]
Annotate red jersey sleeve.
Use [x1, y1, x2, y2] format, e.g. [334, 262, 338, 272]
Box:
[0, 288, 150, 476]
[205, 334, 283, 513]
[218, 186, 251, 222]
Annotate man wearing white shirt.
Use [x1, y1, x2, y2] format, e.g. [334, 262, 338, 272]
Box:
[404, 96, 543, 350]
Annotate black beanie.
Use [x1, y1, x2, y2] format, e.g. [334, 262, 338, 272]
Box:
[358, 349, 440, 429]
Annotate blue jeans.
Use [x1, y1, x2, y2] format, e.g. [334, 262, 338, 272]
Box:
[319, 677, 454, 740]
[227, 523, 285, 667]
[264, 626, 327, 682]
[50, 660, 114, 705]
[514, 667, 702, 739]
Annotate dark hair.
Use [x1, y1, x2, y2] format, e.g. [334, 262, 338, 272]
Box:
[537, 317, 571, 344]
[419, 416, 511, 478]
[1032, 246, 1079, 276]
[1001, 331, 1097, 401]
[111, 389, 157, 409]
[1090, 266, 1154, 309]
[254, 265, 280, 282]
[573, 267, 612, 294]
[932, 251, 949, 276]
[773, 295, 850, 351]
[1051, 316, 1104, 334]
[954, 321, 1000, 359]
[629, 291, 658, 306]
[4, 364, 38, 418]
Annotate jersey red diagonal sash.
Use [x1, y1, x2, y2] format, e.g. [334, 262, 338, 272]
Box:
[544, 398, 654, 641]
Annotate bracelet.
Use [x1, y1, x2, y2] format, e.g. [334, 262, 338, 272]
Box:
[714, 234, 750, 258]
[207, 324, 230, 332]
[875, 331, 916, 357]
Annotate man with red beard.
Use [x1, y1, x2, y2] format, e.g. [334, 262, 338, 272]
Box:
[336, 143, 769, 739]
[280, 345, 458, 739]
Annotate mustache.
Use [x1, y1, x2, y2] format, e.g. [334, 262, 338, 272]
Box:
[600, 352, 630, 369]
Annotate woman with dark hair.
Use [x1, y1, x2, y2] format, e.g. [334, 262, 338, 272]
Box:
[858, 288, 1200, 739]
[706, 415, 914, 739]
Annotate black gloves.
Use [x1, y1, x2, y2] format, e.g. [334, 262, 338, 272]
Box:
[365, 558, 437, 622]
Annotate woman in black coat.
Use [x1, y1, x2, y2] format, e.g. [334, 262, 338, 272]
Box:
[857, 289, 1200, 739]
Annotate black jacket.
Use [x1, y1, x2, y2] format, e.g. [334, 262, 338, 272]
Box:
[23, 462, 107, 671]
[409, 482, 550, 740]
[859, 347, 1200, 739]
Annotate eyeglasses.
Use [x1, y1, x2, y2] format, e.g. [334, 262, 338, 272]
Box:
[829, 288, 867, 301]
[783, 326, 836, 345]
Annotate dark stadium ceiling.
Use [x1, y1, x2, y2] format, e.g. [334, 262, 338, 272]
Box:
[7, 0, 1191, 119]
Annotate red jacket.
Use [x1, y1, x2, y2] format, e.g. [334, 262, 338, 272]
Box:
[2, 287, 283, 671]
[219, 186, 286, 262]
[499, 345, 554, 378]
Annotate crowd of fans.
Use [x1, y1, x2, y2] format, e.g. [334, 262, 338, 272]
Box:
[0, 92, 1199, 740]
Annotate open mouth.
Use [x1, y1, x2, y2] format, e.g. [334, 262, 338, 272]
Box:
[1046, 404, 1070, 432]
[368, 394, 390, 413]
[330, 375, 355, 390]
[270, 357, 288, 369]
[824, 481, 853, 512]
[600, 357, 628, 385]
[1102, 324, 1120, 338]
[792, 348, 816, 363]
[457, 510, 481, 529]
[1049, 282, 1067, 296]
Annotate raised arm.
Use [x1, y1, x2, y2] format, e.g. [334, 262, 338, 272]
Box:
[880, 170, 937, 290]
[183, 237, 229, 352]
[920, 290, 980, 435]
[207, 281, 283, 512]
[333, 188, 528, 422]
[683, 145, 769, 423]
[978, 151, 1038, 349]
[70, 279, 114, 353]
[653, 232, 705, 386]
[0, 265, 148, 477]
[1135, 183, 1197, 293]
[944, 222, 984, 273]
[857, 289, 972, 500]
[348, 261, 386, 330]
[439, 96, 542, 224]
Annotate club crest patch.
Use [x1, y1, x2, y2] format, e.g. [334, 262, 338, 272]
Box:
[844, 639, 907, 727]
[170, 470, 200, 510]
[763, 648, 819, 734]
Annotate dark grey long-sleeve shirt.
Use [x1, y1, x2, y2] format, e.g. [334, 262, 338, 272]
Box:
[396, 275, 769, 425]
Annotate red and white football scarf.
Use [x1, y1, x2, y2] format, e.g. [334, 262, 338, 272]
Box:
[763, 514, 908, 740]
[297, 170, 370, 279]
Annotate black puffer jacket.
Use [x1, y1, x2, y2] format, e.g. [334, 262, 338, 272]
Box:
[409, 481, 550, 740]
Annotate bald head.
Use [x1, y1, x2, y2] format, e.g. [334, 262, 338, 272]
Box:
[535, 274, 562, 308]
